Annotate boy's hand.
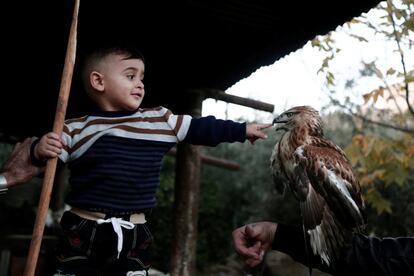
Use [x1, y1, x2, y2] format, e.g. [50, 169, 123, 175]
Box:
[35, 132, 64, 161]
[246, 123, 272, 144]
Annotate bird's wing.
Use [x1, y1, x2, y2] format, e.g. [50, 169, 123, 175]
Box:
[294, 140, 366, 229]
[300, 184, 344, 265]
[293, 141, 366, 265]
[270, 141, 289, 195]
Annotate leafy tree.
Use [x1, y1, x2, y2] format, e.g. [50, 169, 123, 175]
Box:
[312, 0, 414, 235]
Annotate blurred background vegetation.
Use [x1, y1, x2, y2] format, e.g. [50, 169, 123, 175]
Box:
[152, 0, 414, 274]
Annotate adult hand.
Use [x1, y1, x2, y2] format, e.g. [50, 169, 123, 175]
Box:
[2, 137, 45, 187]
[232, 221, 277, 267]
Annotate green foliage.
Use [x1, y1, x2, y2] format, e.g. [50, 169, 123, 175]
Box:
[197, 177, 250, 267]
[345, 133, 414, 216]
[366, 180, 414, 236]
[151, 140, 282, 271]
[196, 129, 303, 270]
[311, 0, 414, 236]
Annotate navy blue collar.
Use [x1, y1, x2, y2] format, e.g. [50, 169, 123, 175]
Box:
[89, 109, 139, 117]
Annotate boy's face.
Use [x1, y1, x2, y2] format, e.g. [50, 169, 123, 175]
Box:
[94, 53, 145, 111]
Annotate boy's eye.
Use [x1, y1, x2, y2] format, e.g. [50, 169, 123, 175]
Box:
[127, 75, 135, 80]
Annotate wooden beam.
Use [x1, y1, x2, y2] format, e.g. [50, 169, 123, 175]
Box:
[168, 148, 240, 171]
[195, 88, 274, 113]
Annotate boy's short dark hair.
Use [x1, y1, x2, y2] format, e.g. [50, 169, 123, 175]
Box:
[81, 43, 145, 75]
[83, 43, 145, 65]
[80, 43, 145, 92]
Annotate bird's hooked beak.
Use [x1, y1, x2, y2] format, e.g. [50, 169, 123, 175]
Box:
[272, 113, 289, 131]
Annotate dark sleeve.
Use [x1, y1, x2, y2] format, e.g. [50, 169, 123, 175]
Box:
[271, 223, 333, 273]
[272, 223, 414, 275]
[183, 116, 246, 146]
[336, 234, 414, 275]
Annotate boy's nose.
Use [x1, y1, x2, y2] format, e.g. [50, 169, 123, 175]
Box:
[136, 80, 144, 88]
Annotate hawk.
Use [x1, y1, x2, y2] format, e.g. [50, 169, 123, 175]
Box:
[270, 105, 366, 266]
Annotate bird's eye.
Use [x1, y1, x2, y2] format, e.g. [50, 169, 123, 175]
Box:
[286, 112, 293, 118]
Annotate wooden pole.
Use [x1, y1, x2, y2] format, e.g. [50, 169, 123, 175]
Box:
[24, 0, 79, 275]
[170, 92, 203, 276]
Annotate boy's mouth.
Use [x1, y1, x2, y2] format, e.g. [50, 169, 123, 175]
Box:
[131, 93, 143, 98]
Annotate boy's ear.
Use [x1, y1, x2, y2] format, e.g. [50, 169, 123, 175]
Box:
[90, 71, 105, 91]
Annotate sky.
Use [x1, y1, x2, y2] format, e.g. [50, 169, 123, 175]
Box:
[202, 2, 414, 122]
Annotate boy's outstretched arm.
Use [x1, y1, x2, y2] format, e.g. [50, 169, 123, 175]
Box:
[246, 123, 272, 144]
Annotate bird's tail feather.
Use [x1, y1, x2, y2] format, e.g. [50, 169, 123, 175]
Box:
[300, 192, 349, 268]
[300, 223, 312, 276]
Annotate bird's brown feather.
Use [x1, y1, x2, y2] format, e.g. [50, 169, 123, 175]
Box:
[271, 105, 366, 265]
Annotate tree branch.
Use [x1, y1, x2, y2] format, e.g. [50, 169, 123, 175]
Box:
[387, 0, 414, 116]
[330, 98, 414, 135]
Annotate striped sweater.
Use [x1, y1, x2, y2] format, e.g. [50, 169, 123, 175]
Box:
[60, 106, 246, 214]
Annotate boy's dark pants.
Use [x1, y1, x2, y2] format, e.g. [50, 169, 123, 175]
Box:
[52, 211, 153, 276]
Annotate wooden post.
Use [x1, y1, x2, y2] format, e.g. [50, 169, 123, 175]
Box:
[170, 92, 203, 276]
[24, 1, 79, 275]
[169, 87, 273, 275]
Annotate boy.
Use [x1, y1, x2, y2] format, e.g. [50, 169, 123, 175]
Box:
[32, 45, 271, 275]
